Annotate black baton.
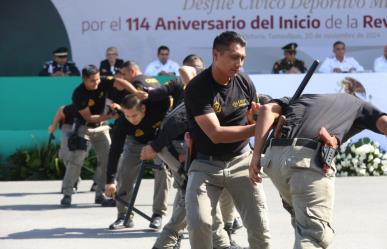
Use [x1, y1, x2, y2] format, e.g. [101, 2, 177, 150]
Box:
[289, 59, 319, 104]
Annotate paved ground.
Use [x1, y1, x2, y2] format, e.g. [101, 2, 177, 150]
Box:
[0, 177, 386, 249]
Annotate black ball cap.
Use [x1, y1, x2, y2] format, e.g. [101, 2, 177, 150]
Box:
[53, 47, 68, 57]
[282, 43, 298, 52]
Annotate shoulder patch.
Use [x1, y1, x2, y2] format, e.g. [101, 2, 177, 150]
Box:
[145, 78, 159, 84]
[134, 129, 144, 137]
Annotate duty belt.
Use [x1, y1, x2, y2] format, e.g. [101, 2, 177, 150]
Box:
[271, 138, 319, 150]
[196, 146, 250, 162]
[86, 122, 105, 128]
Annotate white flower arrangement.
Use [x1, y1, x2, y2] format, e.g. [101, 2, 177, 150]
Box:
[335, 137, 387, 177]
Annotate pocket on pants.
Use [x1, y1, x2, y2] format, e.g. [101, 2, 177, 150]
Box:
[286, 155, 311, 169]
[306, 205, 335, 247]
[261, 156, 271, 168]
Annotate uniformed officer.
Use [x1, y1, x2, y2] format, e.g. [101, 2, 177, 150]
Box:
[39, 47, 80, 76]
[139, 56, 243, 249]
[250, 93, 387, 248]
[272, 43, 307, 74]
[104, 60, 172, 230]
[184, 31, 271, 249]
[60, 65, 139, 207]
[104, 93, 170, 230]
[48, 104, 80, 193]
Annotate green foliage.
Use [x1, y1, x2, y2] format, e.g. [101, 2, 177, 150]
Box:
[0, 142, 97, 181]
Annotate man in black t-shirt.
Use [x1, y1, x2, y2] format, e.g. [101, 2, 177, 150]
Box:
[107, 60, 173, 230]
[250, 93, 387, 248]
[184, 31, 271, 249]
[48, 104, 79, 192]
[104, 94, 170, 230]
[60, 65, 140, 207]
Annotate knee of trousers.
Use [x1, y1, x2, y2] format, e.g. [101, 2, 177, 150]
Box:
[186, 213, 212, 232]
[302, 213, 334, 248]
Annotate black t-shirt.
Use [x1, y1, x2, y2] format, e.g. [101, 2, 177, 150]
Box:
[62, 104, 79, 125]
[132, 74, 161, 90]
[132, 74, 171, 108]
[148, 77, 185, 109]
[150, 103, 188, 152]
[273, 93, 385, 143]
[107, 88, 130, 105]
[106, 101, 169, 183]
[185, 67, 257, 156]
[72, 77, 115, 123]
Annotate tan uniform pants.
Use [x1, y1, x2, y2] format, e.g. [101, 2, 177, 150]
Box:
[185, 150, 271, 249]
[154, 148, 232, 249]
[62, 125, 111, 196]
[262, 138, 335, 249]
[115, 138, 172, 218]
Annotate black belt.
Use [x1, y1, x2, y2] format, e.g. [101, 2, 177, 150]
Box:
[196, 146, 250, 162]
[271, 138, 319, 150]
[86, 122, 104, 128]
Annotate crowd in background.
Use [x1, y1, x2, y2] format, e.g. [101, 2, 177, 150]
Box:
[38, 42, 387, 78]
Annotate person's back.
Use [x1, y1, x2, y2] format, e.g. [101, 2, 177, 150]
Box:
[250, 92, 386, 249]
[277, 93, 384, 142]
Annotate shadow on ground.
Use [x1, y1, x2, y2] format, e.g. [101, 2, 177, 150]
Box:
[0, 227, 160, 240]
[0, 203, 105, 211]
[0, 191, 90, 197]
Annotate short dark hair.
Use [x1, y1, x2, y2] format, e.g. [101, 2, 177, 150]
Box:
[122, 60, 140, 70]
[158, 45, 169, 54]
[333, 41, 345, 49]
[258, 94, 272, 105]
[213, 31, 246, 53]
[121, 94, 143, 110]
[82, 65, 99, 78]
[182, 54, 203, 66]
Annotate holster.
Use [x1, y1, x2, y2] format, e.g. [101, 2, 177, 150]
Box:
[320, 144, 337, 168]
[67, 120, 88, 151]
[68, 133, 88, 151]
[318, 127, 338, 171]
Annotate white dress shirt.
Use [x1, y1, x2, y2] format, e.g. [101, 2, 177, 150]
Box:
[318, 56, 364, 73]
[373, 56, 387, 72]
[144, 59, 180, 76]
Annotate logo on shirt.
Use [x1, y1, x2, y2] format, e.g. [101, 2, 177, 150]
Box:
[88, 99, 95, 107]
[99, 91, 104, 98]
[232, 98, 248, 108]
[145, 78, 159, 84]
[212, 100, 222, 113]
[152, 121, 161, 129]
[135, 129, 144, 137]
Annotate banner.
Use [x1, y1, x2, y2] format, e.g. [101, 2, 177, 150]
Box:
[51, 0, 387, 73]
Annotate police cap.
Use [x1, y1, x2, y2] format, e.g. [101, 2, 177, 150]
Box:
[282, 43, 298, 52]
[53, 47, 68, 57]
